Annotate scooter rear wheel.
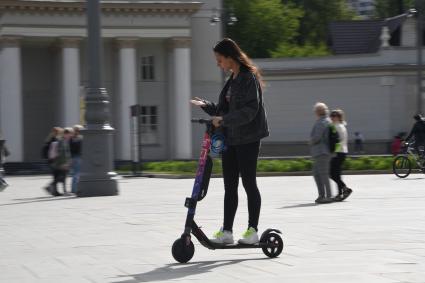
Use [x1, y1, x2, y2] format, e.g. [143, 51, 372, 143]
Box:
[261, 233, 283, 258]
[172, 238, 195, 263]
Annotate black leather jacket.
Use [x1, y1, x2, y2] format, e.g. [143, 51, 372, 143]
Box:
[406, 120, 425, 144]
[201, 69, 269, 145]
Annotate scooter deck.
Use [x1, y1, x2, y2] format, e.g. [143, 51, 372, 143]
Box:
[190, 221, 280, 250]
[209, 242, 264, 249]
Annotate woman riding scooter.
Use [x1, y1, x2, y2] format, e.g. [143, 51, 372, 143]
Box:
[190, 38, 269, 245]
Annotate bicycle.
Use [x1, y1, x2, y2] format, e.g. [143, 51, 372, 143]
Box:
[392, 140, 425, 178]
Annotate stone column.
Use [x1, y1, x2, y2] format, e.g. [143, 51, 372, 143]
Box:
[169, 37, 192, 159]
[401, 17, 416, 47]
[61, 37, 81, 127]
[116, 38, 138, 160]
[0, 37, 23, 162]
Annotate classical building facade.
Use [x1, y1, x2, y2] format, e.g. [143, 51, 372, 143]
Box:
[0, 0, 222, 162]
[0, 1, 422, 164]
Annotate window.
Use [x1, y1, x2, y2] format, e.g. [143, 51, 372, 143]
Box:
[140, 56, 155, 81]
[140, 106, 159, 144]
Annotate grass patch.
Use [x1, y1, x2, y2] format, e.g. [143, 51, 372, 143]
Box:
[117, 156, 397, 174]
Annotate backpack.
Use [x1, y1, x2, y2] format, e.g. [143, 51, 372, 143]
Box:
[48, 141, 59, 160]
[328, 124, 340, 153]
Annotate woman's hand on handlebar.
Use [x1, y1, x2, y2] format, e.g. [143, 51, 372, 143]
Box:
[190, 97, 206, 107]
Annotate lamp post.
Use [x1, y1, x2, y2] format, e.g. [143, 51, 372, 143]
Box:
[0, 139, 5, 179]
[77, 0, 118, 197]
[209, 8, 237, 83]
[209, 8, 237, 38]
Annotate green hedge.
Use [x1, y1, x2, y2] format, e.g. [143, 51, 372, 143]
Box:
[117, 156, 399, 174]
[343, 156, 393, 171]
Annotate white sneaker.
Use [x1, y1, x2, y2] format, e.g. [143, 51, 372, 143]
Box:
[238, 227, 259, 245]
[210, 228, 234, 244]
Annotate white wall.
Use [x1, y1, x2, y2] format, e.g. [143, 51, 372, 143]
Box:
[21, 43, 59, 161]
[256, 70, 416, 157]
[264, 74, 416, 142]
[136, 40, 168, 160]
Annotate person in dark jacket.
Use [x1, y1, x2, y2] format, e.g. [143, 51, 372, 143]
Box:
[310, 102, 333, 204]
[70, 125, 83, 194]
[405, 114, 425, 156]
[43, 127, 62, 195]
[190, 38, 269, 245]
[47, 128, 72, 196]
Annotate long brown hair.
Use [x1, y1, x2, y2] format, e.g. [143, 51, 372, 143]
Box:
[213, 38, 264, 88]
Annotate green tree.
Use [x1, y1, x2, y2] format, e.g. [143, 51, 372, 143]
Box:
[373, 0, 415, 19]
[270, 41, 330, 58]
[225, 0, 303, 58]
[283, 0, 357, 45]
[272, 0, 356, 57]
[224, 0, 356, 58]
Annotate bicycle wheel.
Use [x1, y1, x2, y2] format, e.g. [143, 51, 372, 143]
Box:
[393, 155, 411, 178]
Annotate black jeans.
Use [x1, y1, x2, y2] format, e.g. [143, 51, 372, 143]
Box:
[330, 152, 347, 193]
[50, 169, 68, 193]
[222, 141, 261, 232]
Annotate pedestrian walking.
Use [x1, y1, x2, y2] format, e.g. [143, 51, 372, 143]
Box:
[46, 128, 72, 196]
[310, 102, 333, 204]
[0, 134, 10, 191]
[42, 127, 61, 161]
[43, 127, 62, 194]
[70, 125, 83, 194]
[329, 109, 352, 201]
[190, 38, 269, 245]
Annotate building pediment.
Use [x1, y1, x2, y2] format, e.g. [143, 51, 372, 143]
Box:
[0, 1, 203, 38]
[0, 1, 202, 14]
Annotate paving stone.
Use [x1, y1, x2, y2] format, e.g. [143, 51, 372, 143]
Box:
[0, 174, 424, 282]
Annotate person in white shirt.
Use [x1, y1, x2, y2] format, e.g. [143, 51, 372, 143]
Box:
[0, 134, 9, 191]
[330, 109, 352, 201]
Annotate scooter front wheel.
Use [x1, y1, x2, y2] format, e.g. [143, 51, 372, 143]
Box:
[172, 238, 195, 263]
[261, 232, 283, 258]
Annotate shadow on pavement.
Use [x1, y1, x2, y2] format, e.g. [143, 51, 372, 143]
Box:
[279, 203, 318, 209]
[112, 258, 269, 283]
[0, 195, 76, 206]
[394, 177, 425, 180]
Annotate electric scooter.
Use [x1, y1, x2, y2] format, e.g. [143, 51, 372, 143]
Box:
[171, 118, 284, 263]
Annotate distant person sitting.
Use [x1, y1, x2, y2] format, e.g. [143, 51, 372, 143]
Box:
[391, 135, 403, 156]
[354, 132, 364, 154]
[405, 114, 425, 156]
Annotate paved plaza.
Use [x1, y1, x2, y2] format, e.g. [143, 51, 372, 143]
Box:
[0, 174, 424, 283]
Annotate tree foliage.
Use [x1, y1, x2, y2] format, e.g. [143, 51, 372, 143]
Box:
[373, 0, 415, 19]
[224, 0, 356, 58]
[283, 0, 357, 45]
[225, 0, 303, 58]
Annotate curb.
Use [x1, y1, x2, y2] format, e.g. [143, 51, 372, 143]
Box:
[121, 170, 400, 179]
